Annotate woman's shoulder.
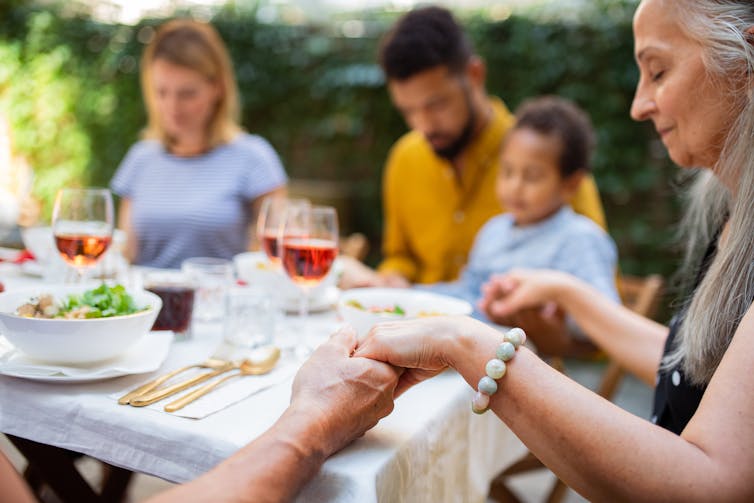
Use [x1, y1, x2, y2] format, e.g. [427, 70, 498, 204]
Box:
[121, 139, 164, 164]
[224, 133, 278, 157]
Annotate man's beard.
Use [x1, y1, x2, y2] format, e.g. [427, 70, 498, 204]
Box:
[431, 86, 477, 161]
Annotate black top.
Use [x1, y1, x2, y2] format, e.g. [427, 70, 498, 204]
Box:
[651, 315, 707, 434]
[651, 232, 733, 434]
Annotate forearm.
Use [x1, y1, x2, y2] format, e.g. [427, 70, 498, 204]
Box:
[451, 325, 727, 502]
[0, 450, 37, 503]
[553, 278, 667, 385]
[148, 405, 329, 503]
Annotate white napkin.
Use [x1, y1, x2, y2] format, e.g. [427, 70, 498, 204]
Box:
[112, 359, 298, 419]
[0, 331, 173, 380]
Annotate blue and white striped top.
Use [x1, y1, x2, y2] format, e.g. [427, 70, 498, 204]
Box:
[421, 206, 619, 318]
[111, 133, 287, 269]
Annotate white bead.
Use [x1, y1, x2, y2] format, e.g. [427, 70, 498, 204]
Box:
[504, 327, 526, 348]
[478, 376, 498, 395]
[472, 391, 490, 414]
[672, 370, 681, 387]
[485, 358, 506, 379]
[496, 342, 516, 361]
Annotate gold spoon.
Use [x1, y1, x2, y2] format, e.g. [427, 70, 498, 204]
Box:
[164, 347, 281, 413]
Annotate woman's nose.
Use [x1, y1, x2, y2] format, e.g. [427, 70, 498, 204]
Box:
[630, 85, 655, 122]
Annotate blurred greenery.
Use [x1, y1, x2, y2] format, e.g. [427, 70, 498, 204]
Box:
[0, 0, 682, 283]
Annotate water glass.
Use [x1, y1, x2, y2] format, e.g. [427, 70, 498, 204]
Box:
[223, 286, 276, 349]
[181, 257, 234, 322]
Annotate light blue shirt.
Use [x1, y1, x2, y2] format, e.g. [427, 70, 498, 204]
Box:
[421, 206, 619, 317]
[111, 134, 287, 268]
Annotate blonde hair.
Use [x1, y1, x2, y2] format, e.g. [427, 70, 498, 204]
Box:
[660, 0, 754, 385]
[140, 19, 241, 148]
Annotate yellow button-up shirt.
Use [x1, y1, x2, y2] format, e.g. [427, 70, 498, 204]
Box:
[378, 97, 606, 284]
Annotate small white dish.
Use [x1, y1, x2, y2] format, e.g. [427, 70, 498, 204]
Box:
[0, 330, 173, 383]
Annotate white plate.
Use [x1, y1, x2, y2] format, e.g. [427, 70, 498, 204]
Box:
[283, 286, 340, 313]
[0, 330, 173, 383]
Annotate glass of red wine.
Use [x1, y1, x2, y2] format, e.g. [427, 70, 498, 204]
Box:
[280, 204, 338, 355]
[256, 196, 309, 265]
[51, 188, 114, 282]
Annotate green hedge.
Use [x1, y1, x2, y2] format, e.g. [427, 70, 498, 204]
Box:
[0, 0, 681, 278]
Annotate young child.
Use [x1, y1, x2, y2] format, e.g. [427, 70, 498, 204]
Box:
[424, 96, 619, 315]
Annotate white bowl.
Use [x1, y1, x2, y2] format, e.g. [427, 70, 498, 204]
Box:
[0, 285, 162, 364]
[233, 251, 340, 302]
[338, 287, 473, 337]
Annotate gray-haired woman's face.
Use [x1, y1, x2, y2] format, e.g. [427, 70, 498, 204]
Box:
[630, 0, 738, 170]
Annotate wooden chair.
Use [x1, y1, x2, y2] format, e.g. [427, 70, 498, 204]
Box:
[488, 274, 664, 503]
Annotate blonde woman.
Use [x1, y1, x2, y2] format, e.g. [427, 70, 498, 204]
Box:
[357, 0, 754, 499]
[111, 19, 286, 268]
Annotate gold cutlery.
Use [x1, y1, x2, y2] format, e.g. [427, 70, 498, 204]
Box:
[118, 358, 231, 405]
[128, 362, 238, 407]
[164, 347, 281, 413]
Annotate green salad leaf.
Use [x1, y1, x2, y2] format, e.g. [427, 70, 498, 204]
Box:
[60, 284, 144, 319]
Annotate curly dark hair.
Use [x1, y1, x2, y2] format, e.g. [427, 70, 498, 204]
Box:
[378, 6, 473, 81]
[512, 96, 596, 176]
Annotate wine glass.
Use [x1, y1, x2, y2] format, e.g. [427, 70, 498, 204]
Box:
[280, 205, 338, 355]
[51, 188, 114, 282]
[256, 197, 309, 265]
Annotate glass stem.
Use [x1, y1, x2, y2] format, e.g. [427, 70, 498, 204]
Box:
[297, 288, 310, 358]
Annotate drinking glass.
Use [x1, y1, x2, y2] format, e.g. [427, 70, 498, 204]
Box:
[256, 197, 309, 265]
[280, 205, 338, 355]
[142, 270, 196, 342]
[181, 257, 234, 322]
[51, 188, 114, 282]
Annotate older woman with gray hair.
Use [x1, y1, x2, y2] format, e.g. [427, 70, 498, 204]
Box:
[357, 1, 754, 500]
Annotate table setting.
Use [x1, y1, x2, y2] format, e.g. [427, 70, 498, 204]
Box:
[0, 190, 528, 502]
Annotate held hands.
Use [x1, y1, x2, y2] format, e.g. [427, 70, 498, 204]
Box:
[290, 326, 400, 456]
[478, 269, 571, 324]
[355, 316, 484, 396]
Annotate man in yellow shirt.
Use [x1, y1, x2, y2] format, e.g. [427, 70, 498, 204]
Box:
[342, 6, 605, 288]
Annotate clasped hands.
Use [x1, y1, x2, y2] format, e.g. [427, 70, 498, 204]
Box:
[292, 269, 567, 457]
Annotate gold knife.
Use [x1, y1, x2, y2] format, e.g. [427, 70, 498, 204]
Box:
[128, 362, 237, 407]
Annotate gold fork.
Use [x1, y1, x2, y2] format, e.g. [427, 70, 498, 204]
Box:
[118, 358, 230, 405]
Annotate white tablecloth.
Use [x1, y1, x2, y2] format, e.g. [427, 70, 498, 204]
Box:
[0, 264, 528, 502]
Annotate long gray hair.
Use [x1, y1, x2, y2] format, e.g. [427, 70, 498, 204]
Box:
[661, 0, 754, 385]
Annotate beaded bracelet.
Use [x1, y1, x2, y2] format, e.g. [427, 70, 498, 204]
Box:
[472, 327, 526, 414]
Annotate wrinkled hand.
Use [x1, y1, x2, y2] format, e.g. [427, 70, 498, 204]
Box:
[291, 325, 400, 456]
[478, 269, 571, 324]
[355, 315, 482, 396]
